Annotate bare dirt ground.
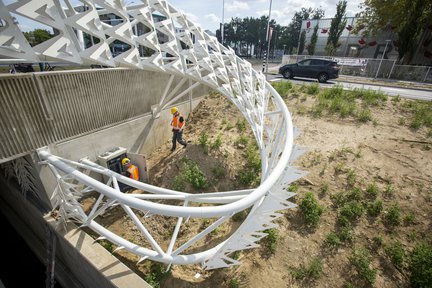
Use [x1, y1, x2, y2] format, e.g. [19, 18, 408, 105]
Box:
[83, 86, 431, 288]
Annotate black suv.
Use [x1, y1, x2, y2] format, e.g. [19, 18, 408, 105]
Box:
[279, 58, 339, 83]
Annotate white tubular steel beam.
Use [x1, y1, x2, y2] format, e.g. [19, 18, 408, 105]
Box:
[2, 0, 305, 269]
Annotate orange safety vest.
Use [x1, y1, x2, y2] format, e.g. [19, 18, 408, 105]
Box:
[171, 114, 185, 130]
[126, 165, 139, 181]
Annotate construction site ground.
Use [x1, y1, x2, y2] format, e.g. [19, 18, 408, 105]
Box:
[83, 85, 431, 288]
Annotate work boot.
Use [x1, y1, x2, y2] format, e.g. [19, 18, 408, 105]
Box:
[183, 142, 187, 148]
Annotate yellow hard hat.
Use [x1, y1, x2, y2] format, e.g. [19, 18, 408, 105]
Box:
[121, 158, 130, 166]
[170, 107, 178, 114]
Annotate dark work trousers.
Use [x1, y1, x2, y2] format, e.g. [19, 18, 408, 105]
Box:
[172, 130, 187, 149]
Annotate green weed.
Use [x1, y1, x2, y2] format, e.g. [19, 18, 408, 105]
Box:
[300, 192, 324, 228]
[385, 240, 405, 268]
[349, 247, 377, 285]
[384, 203, 401, 227]
[365, 182, 379, 199]
[290, 257, 323, 280]
[367, 200, 383, 217]
[409, 242, 432, 287]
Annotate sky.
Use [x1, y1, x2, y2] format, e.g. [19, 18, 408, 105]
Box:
[5, 0, 364, 33]
[168, 0, 364, 33]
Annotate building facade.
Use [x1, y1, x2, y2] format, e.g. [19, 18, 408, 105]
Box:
[299, 17, 432, 65]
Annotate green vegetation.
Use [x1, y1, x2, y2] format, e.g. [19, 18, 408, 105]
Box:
[365, 182, 379, 199]
[311, 85, 387, 121]
[409, 242, 432, 288]
[349, 247, 377, 285]
[403, 212, 415, 226]
[237, 142, 261, 186]
[400, 100, 432, 130]
[263, 228, 278, 254]
[325, 232, 342, 247]
[372, 236, 383, 248]
[288, 183, 299, 192]
[271, 81, 292, 98]
[290, 257, 323, 280]
[229, 278, 239, 288]
[173, 158, 207, 190]
[367, 200, 383, 217]
[357, 108, 373, 123]
[199, 132, 209, 146]
[145, 263, 170, 288]
[384, 203, 401, 227]
[346, 169, 356, 187]
[234, 135, 249, 147]
[306, 83, 320, 95]
[385, 240, 405, 268]
[99, 240, 115, 253]
[236, 119, 247, 132]
[339, 201, 364, 222]
[299, 192, 324, 228]
[211, 166, 226, 179]
[210, 135, 223, 150]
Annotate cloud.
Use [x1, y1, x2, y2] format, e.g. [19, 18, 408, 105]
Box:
[226, 0, 249, 12]
[204, 13, 220, 23]
[183, 12, 199, 25]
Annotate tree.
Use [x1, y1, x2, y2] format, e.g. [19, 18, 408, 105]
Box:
[288, 8, 325, 54]
[326, 0, 347, 56]
[298, 30, 306, 55]
[356, 0, 432, 63]
[307, 24, 319, 55]
[23, 29, 53, 47]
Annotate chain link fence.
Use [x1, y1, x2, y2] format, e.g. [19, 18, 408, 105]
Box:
[282, 55, 432, 83]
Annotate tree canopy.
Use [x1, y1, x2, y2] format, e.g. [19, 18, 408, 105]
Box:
[217, 7, 325, 57]
[326, 0, 347, 56]
[23, 29, 54, 47]
[355, 0, 432, 63]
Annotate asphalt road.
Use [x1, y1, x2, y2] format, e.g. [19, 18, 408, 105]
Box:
[268, 75, 432, 101]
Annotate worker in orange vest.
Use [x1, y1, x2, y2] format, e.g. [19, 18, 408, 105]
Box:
[121, 158, 139, 181]
[170, 107, 187, 152]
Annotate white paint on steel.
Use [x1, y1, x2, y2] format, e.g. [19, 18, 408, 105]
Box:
[1, 0, 306, 268]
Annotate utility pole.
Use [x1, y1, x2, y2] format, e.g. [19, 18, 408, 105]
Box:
[262, 0, 273, 78]
[221, 0, 225, 45]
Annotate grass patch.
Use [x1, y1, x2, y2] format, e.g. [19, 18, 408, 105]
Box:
[400, 100, 432, 130]
[290, 257, 323, 280]
[312, 86, 387, 120]
[271, 80, 292, 98]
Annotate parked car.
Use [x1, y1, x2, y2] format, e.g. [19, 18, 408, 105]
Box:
[279, 58, 339, 83]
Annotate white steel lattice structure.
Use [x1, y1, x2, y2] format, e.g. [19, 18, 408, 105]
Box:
[1, 0, 307, 269]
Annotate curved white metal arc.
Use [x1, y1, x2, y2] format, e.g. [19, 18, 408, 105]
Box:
[88, 221, 225, 264]
[38, 95, 291, 219]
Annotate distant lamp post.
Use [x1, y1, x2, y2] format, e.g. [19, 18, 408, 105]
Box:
[375, 39, 392, 79]
[262, 0, 273, 78]
[221, 0, 225, 45]
[283, 44, 286, 55]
